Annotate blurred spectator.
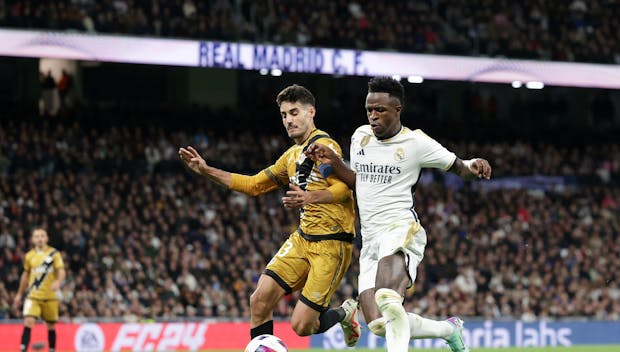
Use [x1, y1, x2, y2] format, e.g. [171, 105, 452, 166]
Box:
[40, 70, 59, 116]
[57, 69, 73, 110]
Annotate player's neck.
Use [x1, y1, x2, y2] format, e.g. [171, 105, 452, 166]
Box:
[35, 245, 47, 252]
[378, 123, 403, 140]
[294, 128, 317, 145]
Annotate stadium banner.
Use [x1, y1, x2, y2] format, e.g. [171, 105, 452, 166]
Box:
[1, 29, 620, 89]
[0, 321, 309, 351]
[315, 320, 620, 349]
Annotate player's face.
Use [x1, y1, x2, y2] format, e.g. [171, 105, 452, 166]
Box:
[31, 229, 48, 248]
[280, 101, 316, 143]
[366, 92, 402, 139]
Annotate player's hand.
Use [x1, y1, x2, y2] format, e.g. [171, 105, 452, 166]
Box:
[50, 281, 60, 291]
[12, 295, 21, 309]
[282, 184, 307, 208]
[305, 143, 338, 165]
[179, 146, 209, 175]
[469, 158, 492, 179]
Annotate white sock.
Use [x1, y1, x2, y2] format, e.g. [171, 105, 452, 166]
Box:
[375, 288, 410, 352]
[368, 314, 454, 339]
[408, 313, 454, 339]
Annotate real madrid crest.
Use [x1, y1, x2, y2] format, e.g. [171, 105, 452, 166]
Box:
[394, 147, 405, 161]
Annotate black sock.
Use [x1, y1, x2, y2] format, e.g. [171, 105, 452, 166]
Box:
[49, 329, 56, 352]
[317, 307, 346, 333]
[250, 320, 274, 339]
[20, 326, 31, 352]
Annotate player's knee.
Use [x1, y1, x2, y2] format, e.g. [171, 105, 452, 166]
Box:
[249, 290, 271, 317]
[24, 317, 36, 328]
[368, 317, 387, 337]
[46, 322, 56, 330]
[290, 318, 315, 336]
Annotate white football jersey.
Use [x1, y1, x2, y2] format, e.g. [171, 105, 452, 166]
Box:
[350, 125, 456, 237]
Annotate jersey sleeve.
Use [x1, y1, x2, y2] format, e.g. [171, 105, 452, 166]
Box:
[229, 150, 289, 196]
[53, 251, 64, 270]
[414, 129, 457, 170]
[23, 252, 31, 272]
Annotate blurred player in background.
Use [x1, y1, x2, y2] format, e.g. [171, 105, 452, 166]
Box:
[304, 77, 492, 352]
[179, 84, 361, 341]
[13, 228, 65, 352]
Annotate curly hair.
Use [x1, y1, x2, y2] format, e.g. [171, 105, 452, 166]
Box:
[368, 77, 405, 106]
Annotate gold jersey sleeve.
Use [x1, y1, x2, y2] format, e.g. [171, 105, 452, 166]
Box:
[229, 150, 290, 196]
[229, 129, 355, 238]
[24, 247, 64, 300]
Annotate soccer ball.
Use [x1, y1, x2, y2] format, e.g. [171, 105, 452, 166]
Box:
[245, 334, 288, 352]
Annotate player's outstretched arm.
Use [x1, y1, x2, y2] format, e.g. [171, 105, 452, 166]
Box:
[305, 143, 356, 189]
[449, 158, 492, 180]
[179, 146, 232, 187]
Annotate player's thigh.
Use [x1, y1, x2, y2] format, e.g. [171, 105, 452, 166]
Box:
[251, 274, 286, 313]
[301, 240, 352, 311]
[264, 233, 310, 294]
[376, 223, 426, 293]
[40, 300, 59, 323]
[23, 298, 41, 320]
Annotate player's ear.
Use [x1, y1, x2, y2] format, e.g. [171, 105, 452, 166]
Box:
[395, 105, 402, 114]
[307, 105, 316, 118]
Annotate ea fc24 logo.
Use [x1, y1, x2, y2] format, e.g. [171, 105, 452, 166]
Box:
[74, 323, 105, 352]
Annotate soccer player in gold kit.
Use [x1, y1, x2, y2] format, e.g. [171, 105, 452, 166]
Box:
[13, 228, 65, 352]
[179, 85, 360, 341]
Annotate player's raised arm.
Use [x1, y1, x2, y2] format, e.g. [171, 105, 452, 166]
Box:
[449, 158, 492, 180]
[179, 145, 232, 187]
[305, 143, 357, 189]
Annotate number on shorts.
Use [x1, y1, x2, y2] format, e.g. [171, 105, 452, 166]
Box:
[276, 240, 293, 258]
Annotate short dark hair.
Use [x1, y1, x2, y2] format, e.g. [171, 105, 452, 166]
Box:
[276, 84, 316, 107]
[368, 77, 405, 106]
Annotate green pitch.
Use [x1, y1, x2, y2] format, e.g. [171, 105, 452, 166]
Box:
[286, 348, 620, 352]
[198, 347, 620, 352]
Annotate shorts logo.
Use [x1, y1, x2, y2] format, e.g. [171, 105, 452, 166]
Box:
[74, 323, 105, 352]
[394, 147, 405, 161]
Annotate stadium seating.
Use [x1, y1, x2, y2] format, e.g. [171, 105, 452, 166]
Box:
[1, 0, 619, 64]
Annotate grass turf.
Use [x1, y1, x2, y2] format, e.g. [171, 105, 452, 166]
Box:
[284, 347, 620, 352]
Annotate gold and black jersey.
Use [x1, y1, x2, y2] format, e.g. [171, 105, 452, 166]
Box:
[23, 246, 64, 300]
[230, 129, 355, 238]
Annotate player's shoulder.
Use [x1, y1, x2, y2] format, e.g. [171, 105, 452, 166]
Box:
[352, 125, 373, 137]
[311, 129, 337, 144]
[410, 128, 439, 143]
[311, 129, 342, 154]
[25, 249, 35, 258]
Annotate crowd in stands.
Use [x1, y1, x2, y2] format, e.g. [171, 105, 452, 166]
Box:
[0, 116, 618, 322]
[1, 0, 620, 64]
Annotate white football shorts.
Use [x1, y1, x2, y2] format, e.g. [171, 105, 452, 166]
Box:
[358, 220, 427, 293]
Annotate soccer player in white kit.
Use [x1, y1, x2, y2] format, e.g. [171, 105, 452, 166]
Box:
[304, 77, 492, 352]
